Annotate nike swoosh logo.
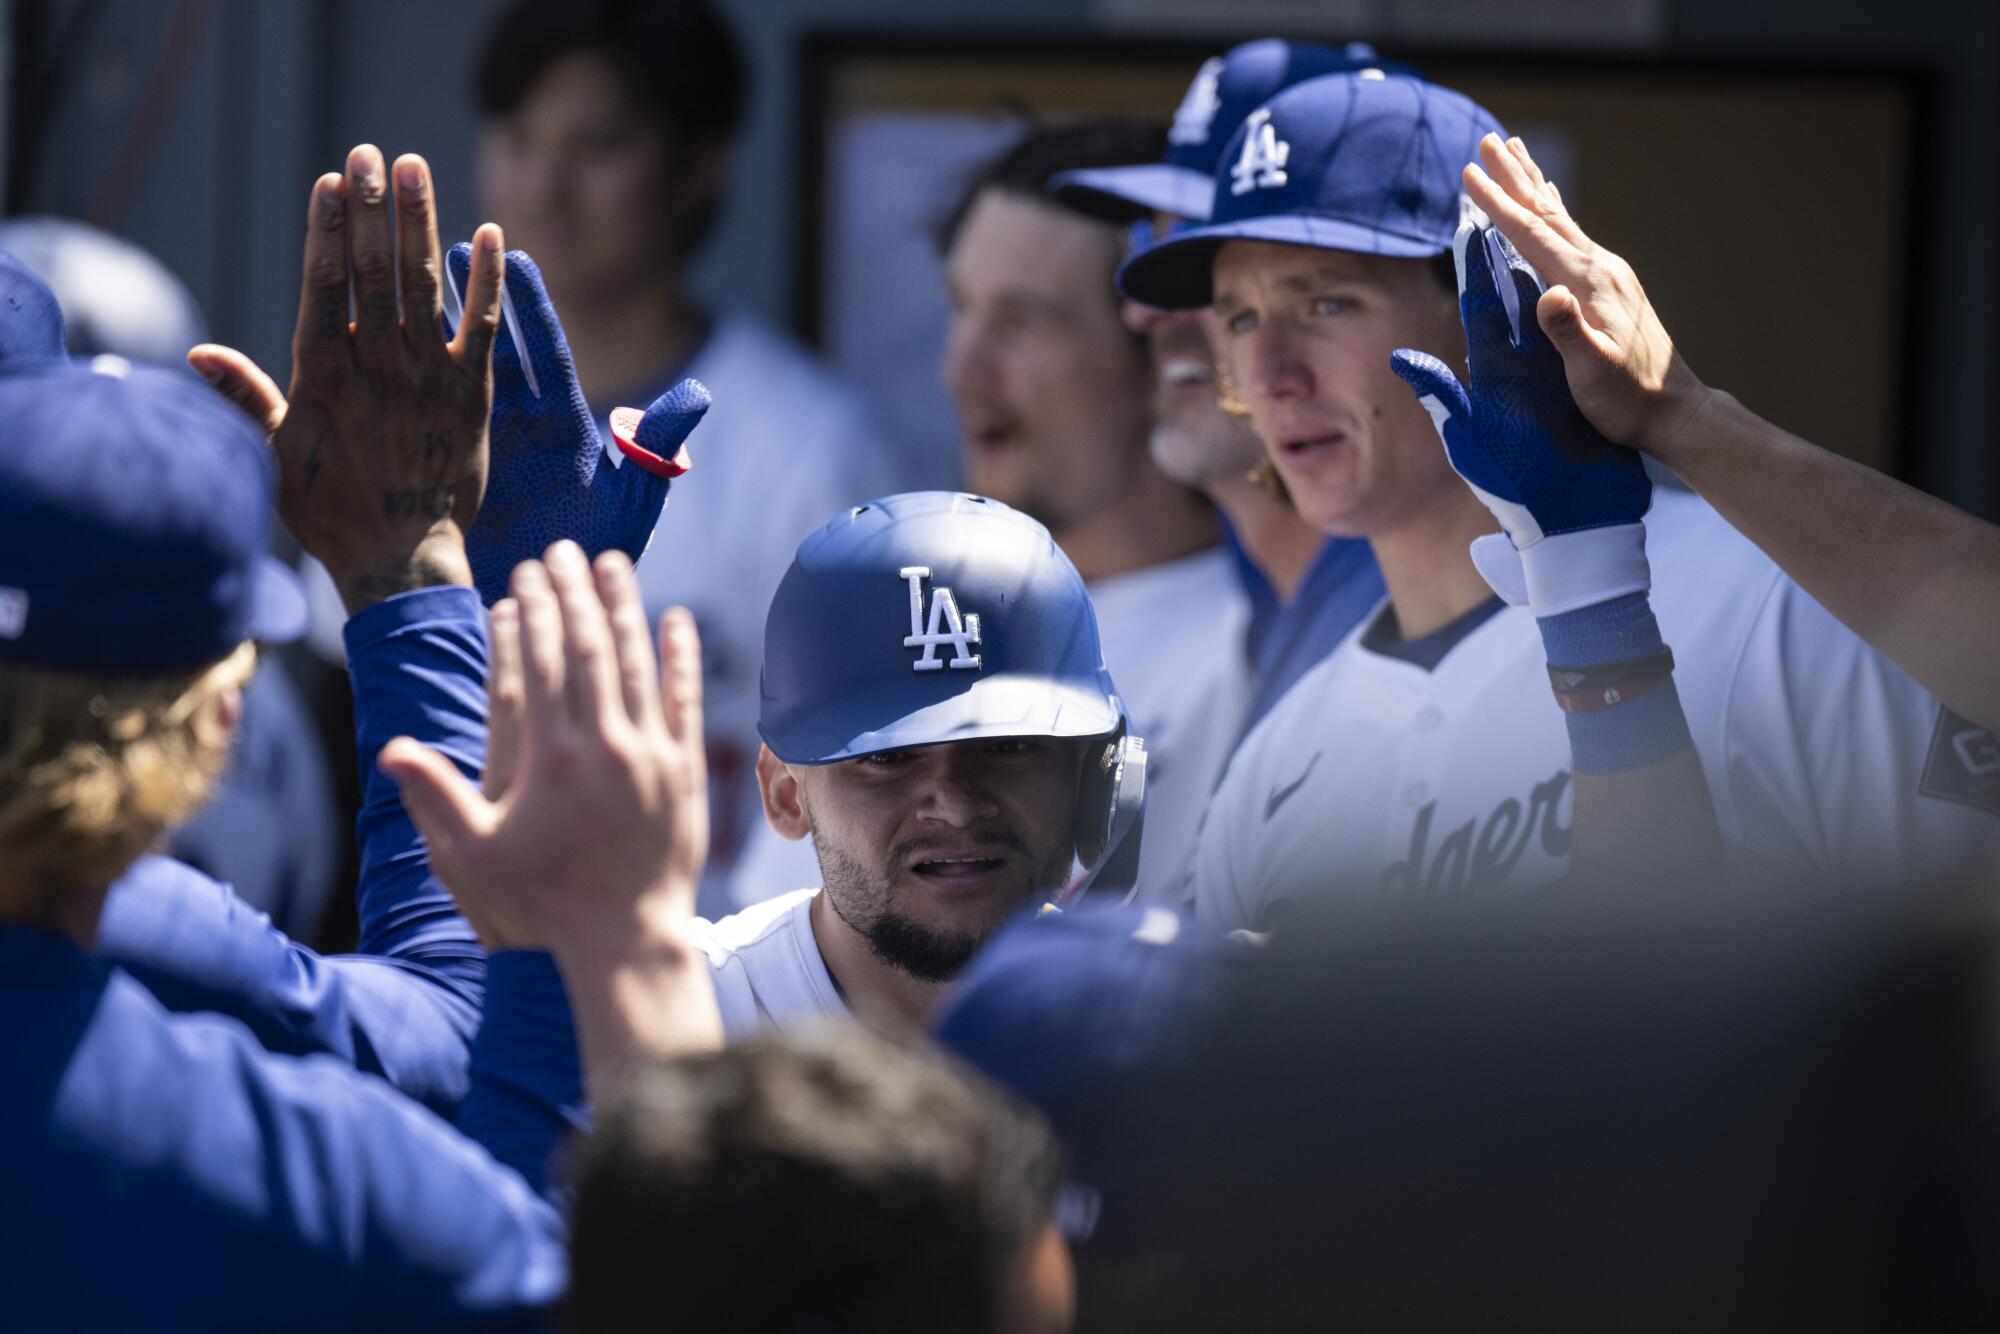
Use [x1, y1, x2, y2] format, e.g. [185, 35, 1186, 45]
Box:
[1264, 750, 1323, 822]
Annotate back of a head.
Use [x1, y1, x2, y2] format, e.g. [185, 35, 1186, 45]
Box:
[567, 1024, 1065, 1334]
[0, 359, 304, 892]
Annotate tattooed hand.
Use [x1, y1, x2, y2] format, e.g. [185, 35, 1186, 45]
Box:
[189, 145, 506, 612]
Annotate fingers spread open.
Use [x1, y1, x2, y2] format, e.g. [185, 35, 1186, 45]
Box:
[393, 154, 444, 339]
[291, 173, 349, 381]
[188, 344, 287, 436]
[345, 144, 399, 340]
[657, 606, 705, 759]
[451, 223, 506, 371]
[545, 539, 620, 730]
[511, 559, 567, 747]
[484, 598, 524, 801]
[596, 550, 664, 732]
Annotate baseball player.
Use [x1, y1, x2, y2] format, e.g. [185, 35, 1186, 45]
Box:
[393, 490, 1147, 1049]
[1049, 39, 1403, 737]
[0, 155, 575, 1325]
[731, 121, 1236, 907]
[1115, 72, 2000, 928]
[0, 230, 341, 942]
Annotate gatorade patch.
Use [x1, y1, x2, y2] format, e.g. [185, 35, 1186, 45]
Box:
[1919, 706, 2000, 816]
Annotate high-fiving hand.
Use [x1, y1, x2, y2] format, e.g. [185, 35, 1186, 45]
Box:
[377, 542, 708, 961]
[188, 146, 506, 612]
[1460, 133, 1711, 457]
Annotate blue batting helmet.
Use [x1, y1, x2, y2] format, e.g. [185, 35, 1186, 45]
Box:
[759, 491, 1146, 896]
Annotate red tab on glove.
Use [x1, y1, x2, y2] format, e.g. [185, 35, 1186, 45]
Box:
[608, 406, 693, 479]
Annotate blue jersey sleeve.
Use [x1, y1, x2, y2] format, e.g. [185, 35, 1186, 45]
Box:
[457, 950, 589, 1195]
[345, 584, 491, 973]
[2, 931, 563, 1331]
[95, 586, 495, 1113]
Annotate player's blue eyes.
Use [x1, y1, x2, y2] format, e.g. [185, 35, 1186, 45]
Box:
[1224, 311, 1258, 336]
[1311, 296, 1353, 316]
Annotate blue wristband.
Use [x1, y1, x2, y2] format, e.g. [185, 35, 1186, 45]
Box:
[1537, 594, 1693, 774]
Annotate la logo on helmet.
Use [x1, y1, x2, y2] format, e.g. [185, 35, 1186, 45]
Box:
[1169, 57, 1225, 146]
[1229, 107, 1290, 196]
[900, 566, 983, 673]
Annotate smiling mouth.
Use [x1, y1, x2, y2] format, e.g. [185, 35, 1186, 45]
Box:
[1158, 357, 1212, 390]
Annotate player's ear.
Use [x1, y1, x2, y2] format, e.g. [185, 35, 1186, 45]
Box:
[756, 745, 812, 840]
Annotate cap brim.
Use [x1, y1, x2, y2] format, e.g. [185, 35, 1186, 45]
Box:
[1117, 212, 1449, 310]
[247, 557, 309, 645]
[760, 674, 1123, 766]
[1048, 164, 1214, 224]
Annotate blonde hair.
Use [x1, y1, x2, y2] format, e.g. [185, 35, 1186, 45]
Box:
[0, 642, 255, 892]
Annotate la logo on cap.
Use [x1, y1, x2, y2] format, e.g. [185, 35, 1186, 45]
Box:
[899, 566, 982, 673]
[1169, 57, 1225, 146]
[1229, 107, 1291, 197]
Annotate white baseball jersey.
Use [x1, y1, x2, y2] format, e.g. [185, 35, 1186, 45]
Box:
[687, 887, 848, 1042]
[723, 543, 1252, 909]
[1087, 546, 1251, 902]
[1194, 489, 2000, 932]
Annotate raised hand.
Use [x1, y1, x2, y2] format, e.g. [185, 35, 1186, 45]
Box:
[1390, 219, 1651, 615]
[189, 147, 507, 611]
[377, 542, 709, 955]
[1461, 133, 1710, 456]
[444, 244, 710, 605]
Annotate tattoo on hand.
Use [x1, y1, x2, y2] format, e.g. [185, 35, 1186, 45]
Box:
[423, 431, 453, 461]
[383, 486, 454, 520]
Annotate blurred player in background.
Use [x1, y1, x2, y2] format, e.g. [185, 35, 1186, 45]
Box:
[1119, 73, 2000, 927]
[468, 0, 909, 917]
[0, 219, 340, 942]
[1051, 40, 1398, 738]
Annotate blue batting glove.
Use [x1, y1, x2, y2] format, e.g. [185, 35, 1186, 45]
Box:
[445, 243, 710, 606]
[1389, 219, 1651, 615]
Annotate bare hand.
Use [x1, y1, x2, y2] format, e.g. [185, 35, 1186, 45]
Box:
[376, 542, 709, 956]
[1463, 133, 1712, 460]
[189, 146, 506, 611]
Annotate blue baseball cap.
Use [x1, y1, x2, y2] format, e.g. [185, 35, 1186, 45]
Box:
[0, 250, 68, 367]
[1049, 39, 1417, 225]
[1116, 72, 1506, 310]
[0, 357, 307, 673]
[935, 904, 1247, 1254]
[758, 492, 1124, 765]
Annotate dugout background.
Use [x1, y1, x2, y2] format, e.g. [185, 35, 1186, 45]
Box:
[3, 0, 1992, 515]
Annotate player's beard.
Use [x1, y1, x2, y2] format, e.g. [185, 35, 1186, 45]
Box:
[812, 823, 1072, 983]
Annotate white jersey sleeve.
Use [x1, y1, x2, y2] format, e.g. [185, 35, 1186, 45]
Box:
[1708, 575, 2000, 883]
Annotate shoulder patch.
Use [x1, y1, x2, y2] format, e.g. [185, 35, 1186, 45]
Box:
[1920, 705, 2000, 816]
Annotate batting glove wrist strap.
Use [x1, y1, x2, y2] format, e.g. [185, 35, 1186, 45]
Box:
[1470, 519, 1651, 615]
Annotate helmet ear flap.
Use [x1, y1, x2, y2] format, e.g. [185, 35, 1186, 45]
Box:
[1072, 727, 1147, 901]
